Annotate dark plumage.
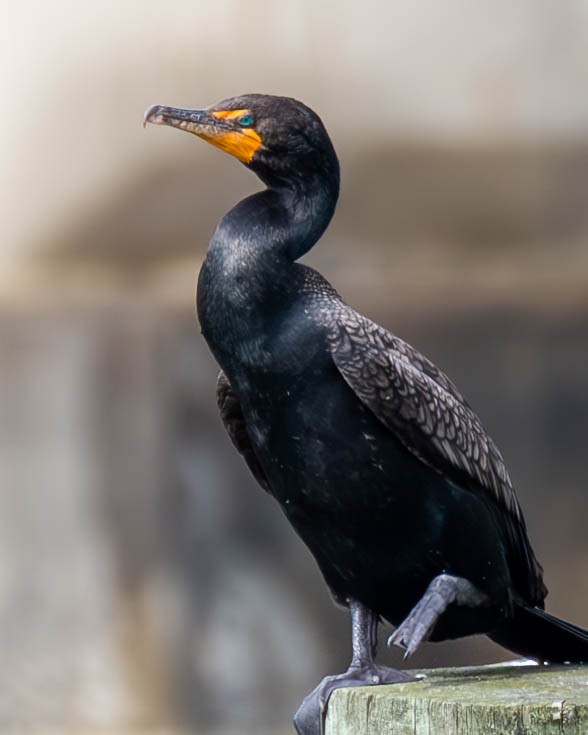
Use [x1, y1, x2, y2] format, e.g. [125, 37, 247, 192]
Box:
[144, 93, 588, 732]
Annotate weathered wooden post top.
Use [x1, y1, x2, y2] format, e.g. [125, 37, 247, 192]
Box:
[325, 662, 588, 735]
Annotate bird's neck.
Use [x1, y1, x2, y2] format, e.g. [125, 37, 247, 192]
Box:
[197, 175, 338, 375]
[211, 172, 338, 264]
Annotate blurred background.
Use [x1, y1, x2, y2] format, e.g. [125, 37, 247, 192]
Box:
[1, 1, 588, 732]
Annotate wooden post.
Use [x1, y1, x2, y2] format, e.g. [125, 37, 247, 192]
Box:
[325, 662, 588, 734]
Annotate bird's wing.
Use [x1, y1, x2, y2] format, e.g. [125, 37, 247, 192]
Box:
[216, 371, 273, 495]
[326, 308, 517, 512]
[325, 308, 546, 601]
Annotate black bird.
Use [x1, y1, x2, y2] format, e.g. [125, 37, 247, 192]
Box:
[144, 94, 588, 731]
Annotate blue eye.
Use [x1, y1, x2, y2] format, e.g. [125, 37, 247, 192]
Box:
[238, 113, 254, 127]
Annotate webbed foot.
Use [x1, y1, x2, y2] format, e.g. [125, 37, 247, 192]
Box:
[293, 664, 410, 735]
[388, 573, 487, 657]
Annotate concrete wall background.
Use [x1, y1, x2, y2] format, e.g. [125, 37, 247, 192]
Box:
[4, 0, 588, 268]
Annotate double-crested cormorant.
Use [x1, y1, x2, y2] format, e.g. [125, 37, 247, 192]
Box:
[144, 94, 588, 733]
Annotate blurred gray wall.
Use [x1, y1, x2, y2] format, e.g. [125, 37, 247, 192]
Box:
[1, 1, 588, 732]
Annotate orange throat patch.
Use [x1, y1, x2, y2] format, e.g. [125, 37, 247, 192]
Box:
[203, 109, 262, 163]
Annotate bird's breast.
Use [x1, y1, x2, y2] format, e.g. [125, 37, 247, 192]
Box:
[198, 255, 327, 380]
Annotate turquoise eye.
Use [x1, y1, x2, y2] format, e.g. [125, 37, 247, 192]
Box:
[238, 113, 254, 127]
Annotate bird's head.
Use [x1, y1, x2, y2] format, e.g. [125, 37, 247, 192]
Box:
[143, 93, 339, 190]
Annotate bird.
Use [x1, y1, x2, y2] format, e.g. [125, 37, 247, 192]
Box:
[144, 94, 588, 733]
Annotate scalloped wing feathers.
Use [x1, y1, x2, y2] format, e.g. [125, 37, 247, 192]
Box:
[323, 307, 546, 603]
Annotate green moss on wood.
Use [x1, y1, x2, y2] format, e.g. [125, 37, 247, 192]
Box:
[325, 663, 588, 734]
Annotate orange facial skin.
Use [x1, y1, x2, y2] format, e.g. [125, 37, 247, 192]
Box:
[144, 104, 262, 164]
[207, 110, 262, 163]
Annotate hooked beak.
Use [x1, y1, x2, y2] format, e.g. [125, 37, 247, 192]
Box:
[143, 103, 262, 164]
[143, 104, 226, 135]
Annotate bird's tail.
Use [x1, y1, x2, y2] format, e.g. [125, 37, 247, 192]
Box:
[489, 604, 588, 663]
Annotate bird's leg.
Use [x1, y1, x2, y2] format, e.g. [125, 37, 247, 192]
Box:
[349, 598, 378, 668]
[293, 599, 410, 735]
[388, 573, 487, 658]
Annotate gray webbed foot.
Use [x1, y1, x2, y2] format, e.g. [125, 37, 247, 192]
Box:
[294, 664, 410, 735]
[293, 599, 411, 735]
[388, 573, 487, 658]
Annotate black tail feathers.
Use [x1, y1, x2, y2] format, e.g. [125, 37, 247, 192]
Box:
[489, 604, 588, 664]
